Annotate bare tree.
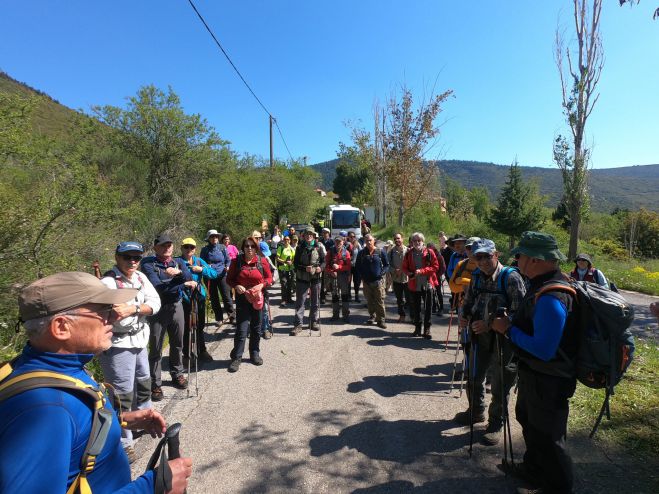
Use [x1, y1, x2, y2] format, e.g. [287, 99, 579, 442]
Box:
[382, 86, 452, 227]
[554, 0, 604, 259]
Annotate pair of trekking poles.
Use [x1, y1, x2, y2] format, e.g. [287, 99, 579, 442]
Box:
[445, 302, 515, 468]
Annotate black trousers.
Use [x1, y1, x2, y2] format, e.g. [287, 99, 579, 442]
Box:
[208, 276, 235, 321]
[279, 269, 294, 303]
[516, 368, 577, 493]
[409, 287, 433, 330]
[182, 297, 207, 356]
[231, 294, 261, 359]
[392, 281, 409, 316]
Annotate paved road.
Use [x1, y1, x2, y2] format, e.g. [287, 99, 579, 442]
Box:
[131, 281, 658, 494]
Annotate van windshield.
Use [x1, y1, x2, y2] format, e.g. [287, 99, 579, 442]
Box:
[332, 210, 360, 228]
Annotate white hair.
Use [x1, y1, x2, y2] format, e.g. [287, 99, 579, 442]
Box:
[412, 232, 425, 242]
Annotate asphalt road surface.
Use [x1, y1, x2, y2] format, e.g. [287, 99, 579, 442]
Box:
[132, 280, 658, 494]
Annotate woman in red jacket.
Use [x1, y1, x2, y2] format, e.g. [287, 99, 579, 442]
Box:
[403, 232, 440, 339]
[226, 236, 272, 373]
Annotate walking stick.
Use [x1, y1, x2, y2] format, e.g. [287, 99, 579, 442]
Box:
[444, 295, 458, 351]
[187, 287, 199, 398]
[468, 325, 478, 458]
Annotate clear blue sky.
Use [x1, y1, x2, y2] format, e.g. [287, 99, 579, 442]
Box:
[1, 1, 657, 168]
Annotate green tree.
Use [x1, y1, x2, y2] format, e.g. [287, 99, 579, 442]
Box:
[487, 161, 545, 249]
[333, 140, 374, 205]
[469, 186, 491, 220]
[443, 176, 473, 222]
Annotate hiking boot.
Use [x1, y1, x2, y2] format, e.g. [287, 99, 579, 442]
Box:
[123, 445, 137, 464]
[280, 302, 287, 308]
[199, 350, 213, 362]
[497, 461, 538, 485]
[228, 358, 241, 373]
[481, 422, 502, 445]
[330, 314, 340, 321]
[311, 322, 320, 331]
[229, 316, 236, 325]
[151, 385, 164, 402]
[263, 329, 273, 340]
[355, 296, 361, 303]
[289, 325, 303, 336]
[423, 328, 432, 340]
[412, 326, 421, 337]
[397, 314, 405, 323]
[366, 315, 375, 324]
[250, 352, 264, 366]
[173, 375, 188, 390]
[377, 321, 387, 329]
[454, 409, 486, 425]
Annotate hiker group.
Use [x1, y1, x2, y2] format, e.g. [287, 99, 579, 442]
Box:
[0, 223, 636, 494]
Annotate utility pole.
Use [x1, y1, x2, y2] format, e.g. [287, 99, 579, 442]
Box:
[269, 115, 274, 169]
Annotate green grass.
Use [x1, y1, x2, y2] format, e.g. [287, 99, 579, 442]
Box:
[569, 338, 659, 457]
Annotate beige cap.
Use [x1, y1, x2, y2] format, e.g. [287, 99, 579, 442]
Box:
[19, 272, 138, 321]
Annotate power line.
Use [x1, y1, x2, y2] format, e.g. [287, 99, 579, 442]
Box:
[187, 0, 295, 163]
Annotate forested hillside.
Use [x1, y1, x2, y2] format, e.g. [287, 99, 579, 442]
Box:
[313, 158, 659, 212]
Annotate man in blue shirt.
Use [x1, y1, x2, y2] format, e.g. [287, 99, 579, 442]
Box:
[0, 272, 191, 494]
[492, 232, 577, 494]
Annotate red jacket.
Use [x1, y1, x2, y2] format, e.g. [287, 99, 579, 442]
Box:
[325, 246, 352, 275]
[227, 254, 272, 290]
[402, 247, 440, 291]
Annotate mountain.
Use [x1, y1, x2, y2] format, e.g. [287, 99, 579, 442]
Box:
[311, 158, 659, 213]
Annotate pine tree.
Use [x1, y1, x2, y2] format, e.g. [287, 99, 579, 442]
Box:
[487, 161, 545, 249]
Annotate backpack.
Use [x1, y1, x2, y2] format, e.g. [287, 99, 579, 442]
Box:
[236, 254, 265, 278]
[0, 361, 114, 494]
[534, 279, 635, 437]
[473, 266, 519, 308]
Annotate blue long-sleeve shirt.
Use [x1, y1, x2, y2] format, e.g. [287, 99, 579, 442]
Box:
[510, 295, 568, 361]
[356, 248, 389, 283]
[0, 345, 154, 493]
[140, 256, 192, 304]
[200, 243, 230, 277]
[446, 251, 468, 280]
[177, 255, 217, 301]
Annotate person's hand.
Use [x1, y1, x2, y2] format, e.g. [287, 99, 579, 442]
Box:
[166, 457, 193, 494]
[492, 316, 511, 335]
[190, 265, 203, 273]
[415, 269, 422, 276]
[286, 260, 292, 265]
[396, 268, 402, 275]
[316, 267, 322, 274]
[332, 272, 338, 278]
[121, 409, 166, 437]
[235, 285, 246, 295]
[112, 303, 137, 321]
[472, 319, 489, 334]
[184, 281, 198, 289]
[165, 267, 181, 277]
[306, 266, 313, 273]
[332, 263, 339, 270]
[458, 315, 468, 329]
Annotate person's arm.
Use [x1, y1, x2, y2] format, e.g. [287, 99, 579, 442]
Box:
[140, 272, 161, 316]
[446, 253, 456, 279]
[226, 259, 239, 288]
[505, 271, 527, 314]
[448, 260, 463, 293]
[437, 253, 446, 277]
[509, 295, 568, 361]
[418, 249, 438, 276]
[199, 259, 218, 280]
[380, 249, 389, 272]
[261, 258, 273, 287]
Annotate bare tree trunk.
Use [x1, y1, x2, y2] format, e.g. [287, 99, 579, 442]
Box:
[398, 195, 404, 227]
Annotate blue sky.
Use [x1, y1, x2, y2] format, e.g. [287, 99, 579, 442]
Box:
[1, 1, 657, 168]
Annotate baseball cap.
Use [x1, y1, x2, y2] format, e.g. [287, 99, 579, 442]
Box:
[19, 272, 137, 322]
[471, 239, 496, 255]
[116, 241, 144, 254]
[181, 237, 197, 247]
[154, 233, 173, 246]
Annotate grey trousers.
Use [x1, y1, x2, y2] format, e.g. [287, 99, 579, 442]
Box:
[294, 280, 321, 326]
[362, 279, 386, 323]
[148, 300, 185, 386]
[98, 346, 151, 447]
[327, 272, 351, 318]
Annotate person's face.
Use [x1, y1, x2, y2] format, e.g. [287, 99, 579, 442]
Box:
[454, 241, 466, 253]
[576, 259, 589, 270]
[348, 233, 356, 243]
[323, 232, 330, 239]
[517, 254, 532, 277]
[116, 250, 142, 277]
[335, 239, 344, 249]
[412, 237, 424, 250]
[465, 246, 474, 259]
[366, 237, 376, 248]
[209, 235, 220, 245]
[289, 228, 296, 234]
[154, 242, 173, 257]
[394, 234, 403, 246]
[62, 304, 117, 354]
[475, 251, 498, 276]
[243, 240, 258, 256]
[182, 244, 196, 259]
[305, 233, 315, 242]
[223, 236, 230, 245]
[284, 237, 290, 245]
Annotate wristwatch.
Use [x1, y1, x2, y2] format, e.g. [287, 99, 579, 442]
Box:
[134, 305, 141, 315]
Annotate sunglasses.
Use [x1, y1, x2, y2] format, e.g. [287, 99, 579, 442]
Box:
[63, 305, 116, 325]
[182, 245, 195, 250]
[475, 254, 494, 261]
[120, 254, 143, 262]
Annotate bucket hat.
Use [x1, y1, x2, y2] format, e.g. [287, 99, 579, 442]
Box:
[510, 231, 567, 261]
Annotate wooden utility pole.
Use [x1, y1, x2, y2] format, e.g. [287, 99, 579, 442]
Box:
[269, 115, 274, 169]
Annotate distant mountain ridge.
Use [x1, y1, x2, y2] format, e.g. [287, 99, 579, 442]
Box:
[311, 158, 659, 213]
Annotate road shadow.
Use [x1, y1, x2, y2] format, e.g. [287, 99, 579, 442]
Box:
[347, 363, 456, 397]
[351, 477, 511, 494]
[309, 418, 469, 462]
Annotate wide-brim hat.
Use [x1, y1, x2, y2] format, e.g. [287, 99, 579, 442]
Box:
[452, 234, 468, 243]
[510, 231, 567, 262]
[575, 253, 593, 265]
[205, 229, 220, 240]
[304, 228, 318, 237]
[19, 272, 137, 322]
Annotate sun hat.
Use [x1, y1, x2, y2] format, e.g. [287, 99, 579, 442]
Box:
[205, 229, 220, 240]
[19, 272, 137, 322]
[181, 237, 197, 247]
[465, 236, 481, 248]
[575, 253, 593, 265]
[471, 239, 496, 255]
[510, 231, 567, 261]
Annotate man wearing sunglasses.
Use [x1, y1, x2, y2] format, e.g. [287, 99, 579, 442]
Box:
[0, 272, 192, 493]
[457, 239, 526, 446]
[99, 241, 161, 462]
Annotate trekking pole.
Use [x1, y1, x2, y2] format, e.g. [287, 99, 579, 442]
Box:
[188, 288, 199, 398]
[468, 326, 478, 458]
[444, 296, 457, 352]
[458, 325, 468, 398]
[495, 330, 511, 467]
[447, 317, 467, 394]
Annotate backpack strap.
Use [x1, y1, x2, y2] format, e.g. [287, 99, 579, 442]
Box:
[533, 281, 577, 303]
[0, 366, 113, 494]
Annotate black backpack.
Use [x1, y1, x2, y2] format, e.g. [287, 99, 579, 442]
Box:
[535, 280, 635, 437]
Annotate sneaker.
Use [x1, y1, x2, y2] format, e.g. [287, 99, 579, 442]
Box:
[123, 445, 137, 464]
[173, 375, 188, 390]
[229, 316, 236, 325]
[311, 322, 320, 331]
[481, 422, 502, 445]
[199, 350, 213, 362]
[151, 385, 164, 402]
[423, 328, 432, 340]
[454, 409, 486, 425]
[250, 353, 264, 366]
[377, 321, 387, 329]
[289, 325, 303, 336]
[412, 327, 421, 337]
[228, 358, 241, 373]
[366, 316, 375, 324]
[263, 330, 273, 340]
